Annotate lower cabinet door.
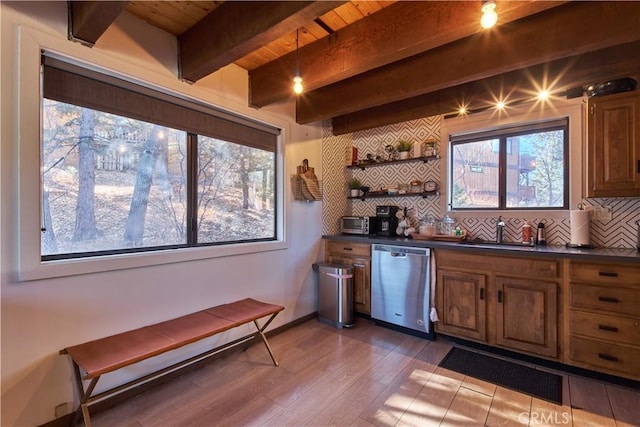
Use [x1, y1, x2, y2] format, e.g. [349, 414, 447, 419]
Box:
[495, 276, 558, 358]
[348, 257, 371, 315]
[436, 269, 487, 342]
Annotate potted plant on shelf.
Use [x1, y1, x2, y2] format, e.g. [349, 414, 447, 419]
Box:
[396, 140, 413, 159]
[347, 178, 363, 197]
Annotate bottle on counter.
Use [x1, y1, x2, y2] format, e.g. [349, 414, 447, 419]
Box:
[536, 222, 547, 245]
[522, 223, 532, 244]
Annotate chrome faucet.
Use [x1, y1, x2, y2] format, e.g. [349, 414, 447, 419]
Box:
[496, 216, 505, 243]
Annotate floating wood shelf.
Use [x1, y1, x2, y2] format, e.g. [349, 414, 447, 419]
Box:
[348, 191, 439, 201]
[346, 155, 440, 170]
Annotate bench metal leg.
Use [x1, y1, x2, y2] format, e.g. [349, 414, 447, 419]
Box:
[69, 362, 99, 427]
[80, 403, 92, 427]
[254, 313, 279, 366]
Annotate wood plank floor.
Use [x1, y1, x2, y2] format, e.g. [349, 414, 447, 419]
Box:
[90, 318, 640, 426]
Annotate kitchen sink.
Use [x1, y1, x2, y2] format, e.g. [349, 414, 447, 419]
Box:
[460, 239, 535, 248]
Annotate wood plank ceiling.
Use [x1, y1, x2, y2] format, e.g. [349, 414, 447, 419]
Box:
[69, 1, 640, 135]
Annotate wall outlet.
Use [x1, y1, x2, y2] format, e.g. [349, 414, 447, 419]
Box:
[55, 402, 70, 418]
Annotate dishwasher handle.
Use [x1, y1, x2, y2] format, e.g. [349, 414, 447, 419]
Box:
[390, 252, 407, 258]
[373, 244, 430, 257]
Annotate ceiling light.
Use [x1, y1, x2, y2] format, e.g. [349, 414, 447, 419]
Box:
[293, 76, 303, 95]
[481, 0, 498, 29]
[496, 101, 506, 110]
[538, 90, 550, 101]
[292, 29, 303, 95]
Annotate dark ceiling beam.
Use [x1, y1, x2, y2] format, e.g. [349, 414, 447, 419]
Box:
[331, 41, 640, 135]
[296, 1, 640, 124]
[249, 1, 567, 108]
[68, 1, 129, 47]
[179, 1, 346, 83]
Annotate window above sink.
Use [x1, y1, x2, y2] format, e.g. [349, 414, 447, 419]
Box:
[449, 118, 569, 211]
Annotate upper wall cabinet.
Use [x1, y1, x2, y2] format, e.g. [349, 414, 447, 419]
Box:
[587, 90, 640, 198]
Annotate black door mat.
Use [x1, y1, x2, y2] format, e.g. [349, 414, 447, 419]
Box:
[438, 347, 563, 404]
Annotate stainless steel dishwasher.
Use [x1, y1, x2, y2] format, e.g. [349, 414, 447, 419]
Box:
[371, 244, 433, 338]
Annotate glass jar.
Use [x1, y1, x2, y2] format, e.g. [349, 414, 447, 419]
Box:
[422, 139, 436, 157]
[418, 215, 436, 236]
[441, 215, 455, 236]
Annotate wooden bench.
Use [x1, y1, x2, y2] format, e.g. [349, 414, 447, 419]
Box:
[60, 298, 284, 427]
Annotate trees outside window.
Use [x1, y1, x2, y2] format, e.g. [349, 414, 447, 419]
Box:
[450, 120, 568, 210]
[41, 71, 277, 260]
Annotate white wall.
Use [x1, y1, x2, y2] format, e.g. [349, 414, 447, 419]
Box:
[0, 2, 323, 426]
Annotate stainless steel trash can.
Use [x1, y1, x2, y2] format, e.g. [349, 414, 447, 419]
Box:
[313, 263, 355, 328]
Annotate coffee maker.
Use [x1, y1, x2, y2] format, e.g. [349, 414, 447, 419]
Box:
[374, 205, 399, 236]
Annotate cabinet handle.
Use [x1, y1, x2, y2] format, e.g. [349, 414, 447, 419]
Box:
[637, 160, 640, 174]
[598, 353, 618, 362]
[598, 325, 619, 333]
[479, 288, 485, 300]
[598, 296, 619, 303]
[343, 247, 353, 251]
[598, 271, 618, 277]
[497, 290, 503, 303]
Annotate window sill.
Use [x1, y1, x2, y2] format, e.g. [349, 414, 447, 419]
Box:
[19, 239, 288, 281]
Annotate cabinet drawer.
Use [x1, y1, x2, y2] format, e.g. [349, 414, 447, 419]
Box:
[570, 283, 640, 316]
[569, 310, 640, 346]
[570, 262, 640, 286]
[436, 252, 489, 273]
[326, 241, 371, 257]
[494, 257, 558, 278]
[436, 251, 557, 278]
[569, 336, 640, 378]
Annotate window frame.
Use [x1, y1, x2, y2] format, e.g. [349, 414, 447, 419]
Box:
[18, 28, 289, 281]
[448, 119, 570, 211]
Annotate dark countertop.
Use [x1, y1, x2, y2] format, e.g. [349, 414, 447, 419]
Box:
[323, 234, 640, 264]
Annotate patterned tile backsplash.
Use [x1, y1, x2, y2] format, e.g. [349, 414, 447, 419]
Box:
[321, 117, 640, 249]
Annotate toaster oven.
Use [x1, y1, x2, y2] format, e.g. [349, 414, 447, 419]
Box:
[340, 216, 371, 235]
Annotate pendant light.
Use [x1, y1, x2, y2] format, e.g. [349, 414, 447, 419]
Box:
[481, 0, 498, 29]
[292, 29, 304, 95]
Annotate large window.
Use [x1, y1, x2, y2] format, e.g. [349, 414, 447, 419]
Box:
[449, 119, 568, 210]
[41, 55, 279, 260]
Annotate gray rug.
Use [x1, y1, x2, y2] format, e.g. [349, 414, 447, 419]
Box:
[438, 347, 562, 404]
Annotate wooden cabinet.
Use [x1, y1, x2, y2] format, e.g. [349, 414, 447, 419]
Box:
[587, 90, 640, 197]
[495, 276, 558, 357]
[435, 250, 561, 359]
[325, 241, 371, 315]
[567, 261, 640, 380]
[436, 269, 487, 342]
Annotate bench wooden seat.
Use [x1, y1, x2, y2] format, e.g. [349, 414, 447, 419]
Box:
[61, 298, 284, 426]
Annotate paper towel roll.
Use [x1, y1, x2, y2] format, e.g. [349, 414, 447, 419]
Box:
[570, 210, 590, 245]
